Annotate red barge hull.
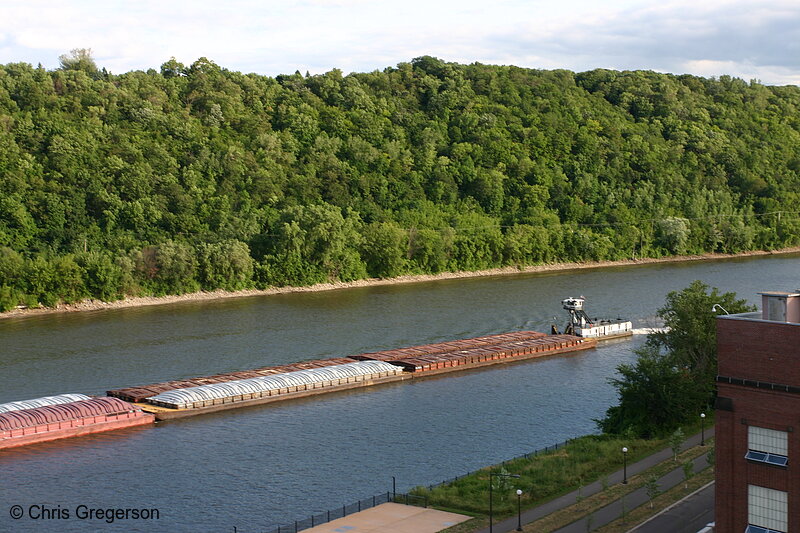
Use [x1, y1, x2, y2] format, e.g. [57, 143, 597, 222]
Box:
[0, 397, 155, 450]
[0, 412, 154, 449]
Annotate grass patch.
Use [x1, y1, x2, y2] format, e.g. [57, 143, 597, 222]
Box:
[438, 516, 487, 533]
[522, 440, 713, 532]
[412, 434, 667, 518]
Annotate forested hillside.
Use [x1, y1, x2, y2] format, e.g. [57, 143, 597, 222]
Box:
[1, 55, 799, 310]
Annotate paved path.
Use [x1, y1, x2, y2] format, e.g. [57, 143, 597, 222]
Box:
[628, 482, 715, 533]
[553, 450, 710, 532]
[478, 429, 714, 533]
[300, 502, 470, 533]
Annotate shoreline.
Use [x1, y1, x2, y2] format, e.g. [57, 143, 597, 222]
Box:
[3, 247, 799, 320]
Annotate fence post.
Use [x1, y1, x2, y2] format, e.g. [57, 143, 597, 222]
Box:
[358, 500, 361, 512]
[343, 504, 346, 516]
[294, 520, 297, 533]
[373, 495, 376, 507]
[328, 510, 330, 522]
[311, 515, 314, 527]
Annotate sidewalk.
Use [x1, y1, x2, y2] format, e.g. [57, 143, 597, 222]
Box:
[478, 428, 715, 533]
[301, 502, 471, 533]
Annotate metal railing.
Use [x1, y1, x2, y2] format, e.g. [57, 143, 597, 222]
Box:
[256, 437, 577, 533]
[259, 491, 426, 533]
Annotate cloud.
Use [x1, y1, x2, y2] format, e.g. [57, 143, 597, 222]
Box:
[498, 0, 800, 82]
[1, 0, 798, 84]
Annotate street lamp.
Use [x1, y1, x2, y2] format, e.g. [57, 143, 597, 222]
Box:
[700, 413, 706, 446]
[516, 489, 523, 531]
[711, 304, 729, 315]
[489, 471, 520, 533]
[622, 447, 628, 484]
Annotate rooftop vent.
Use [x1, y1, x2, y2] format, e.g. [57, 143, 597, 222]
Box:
[758, 291, 800, 323]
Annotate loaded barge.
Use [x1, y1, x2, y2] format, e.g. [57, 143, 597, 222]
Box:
[0, 395, 154, 450]
[2, 327, 598, 447]
[107, 331, 595, 421]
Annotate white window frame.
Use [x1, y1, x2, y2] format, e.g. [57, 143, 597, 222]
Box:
[748, 484, 787, 533]
[746, 426, 788, 467]
[749, 426, 788, 456]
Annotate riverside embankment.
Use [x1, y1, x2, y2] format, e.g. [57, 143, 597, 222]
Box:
[2, 247, 799, 321]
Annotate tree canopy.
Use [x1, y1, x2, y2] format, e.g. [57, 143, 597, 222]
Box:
[597, 281, 755, 438]
[1, 56, 799, 309]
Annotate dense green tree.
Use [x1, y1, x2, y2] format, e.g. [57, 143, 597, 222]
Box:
[77, 251, 125, 301]
[58, 48, 98, 76]
[361, 221, 408, 278]
[598, 281, 755, 437]
[598, 346, 706, 438]
[197, 240, 254, 290]
[1, 57, 799, 308]
[647, 280, 754, 386]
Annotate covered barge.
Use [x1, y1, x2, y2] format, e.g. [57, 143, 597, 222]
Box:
[0, 396, 154, 450]
[107, 331, 595, 421]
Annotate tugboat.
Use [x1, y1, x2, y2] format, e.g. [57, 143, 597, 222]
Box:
[552, 297, 633, 340]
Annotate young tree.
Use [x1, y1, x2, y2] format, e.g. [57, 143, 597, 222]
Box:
[645, 474, 660, 508]
[682, 461, 694, 489]
[669, 428, 685, 462]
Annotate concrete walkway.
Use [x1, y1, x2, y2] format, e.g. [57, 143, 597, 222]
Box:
[478, 428, 715, 533]
[300, 502, 471, 533]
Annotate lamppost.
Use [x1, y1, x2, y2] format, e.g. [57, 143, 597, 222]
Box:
[712, 304, 729, 315]
[700, 413, 706, 446]
[622, 447, 628, 484]
[489, 471, 520, 533]
[516, 489, 523, 531]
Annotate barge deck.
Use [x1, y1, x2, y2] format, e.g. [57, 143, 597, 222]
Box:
[126, 333, 596, 421]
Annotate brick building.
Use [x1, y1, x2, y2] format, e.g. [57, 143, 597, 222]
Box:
[716, 291, 800, 533]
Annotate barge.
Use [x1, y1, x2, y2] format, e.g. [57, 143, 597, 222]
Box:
[107, 331, 596, 421]
[0, 330, 597, 448]
[0, 397, 154, 450]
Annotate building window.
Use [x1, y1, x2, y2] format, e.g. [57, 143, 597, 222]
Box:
[748, 485, 787, 533]
[746, 426, 788, 467]
[746, 527, 785, 533]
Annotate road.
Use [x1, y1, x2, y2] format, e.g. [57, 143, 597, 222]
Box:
[628, 482, 714, 533]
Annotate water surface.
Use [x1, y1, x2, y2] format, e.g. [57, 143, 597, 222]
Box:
[1, 254, 797, 531]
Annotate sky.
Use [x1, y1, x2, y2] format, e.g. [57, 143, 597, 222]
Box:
[2, 0, 799, 85]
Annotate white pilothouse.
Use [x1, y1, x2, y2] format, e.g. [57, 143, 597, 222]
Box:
[554, 297, 633, 339]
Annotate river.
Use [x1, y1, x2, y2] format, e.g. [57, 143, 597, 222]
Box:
[1, 254, 798, 532]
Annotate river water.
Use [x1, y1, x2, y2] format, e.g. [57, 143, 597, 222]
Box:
[1, 254, 798, 532]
